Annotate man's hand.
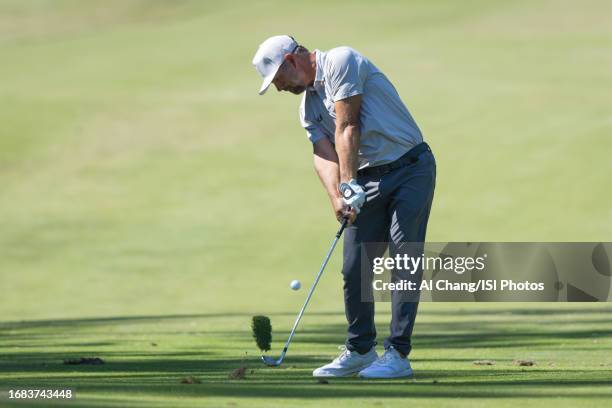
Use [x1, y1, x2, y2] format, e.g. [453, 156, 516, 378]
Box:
[332, 195, 357, 224]
[339, 179, 366, 213]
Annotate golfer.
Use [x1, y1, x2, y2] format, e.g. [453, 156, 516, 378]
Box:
[252, 35, 436, 378]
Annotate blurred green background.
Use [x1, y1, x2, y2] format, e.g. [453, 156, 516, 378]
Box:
[1, 0, 611, 319]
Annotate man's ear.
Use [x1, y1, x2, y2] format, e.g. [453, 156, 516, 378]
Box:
[284, 53, 297, 67]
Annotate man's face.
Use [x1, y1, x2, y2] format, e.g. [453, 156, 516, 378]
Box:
[272, 55, 307, 95]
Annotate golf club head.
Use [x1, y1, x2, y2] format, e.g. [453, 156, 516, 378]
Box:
[261, 355, 282, 367]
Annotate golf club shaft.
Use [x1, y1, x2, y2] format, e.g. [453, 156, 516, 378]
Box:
[279, 218, 349, 359]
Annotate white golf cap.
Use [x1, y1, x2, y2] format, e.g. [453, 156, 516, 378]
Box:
[252, 35, 298, 95]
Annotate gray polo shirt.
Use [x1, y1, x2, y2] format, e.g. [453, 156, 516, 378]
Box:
[299, 47, 423, 169]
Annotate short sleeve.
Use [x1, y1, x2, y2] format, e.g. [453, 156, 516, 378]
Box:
[304, 123, 325, 144]
[299, 95, 325, 144]
[326, 47, 365, 102]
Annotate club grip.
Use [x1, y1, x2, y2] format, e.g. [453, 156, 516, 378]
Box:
[336, 218, 349, 238]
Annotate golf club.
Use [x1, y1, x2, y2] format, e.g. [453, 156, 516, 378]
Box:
[262, 217, 349, 367]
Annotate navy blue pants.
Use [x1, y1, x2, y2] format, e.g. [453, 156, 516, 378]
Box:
[342, 148, 436, 356]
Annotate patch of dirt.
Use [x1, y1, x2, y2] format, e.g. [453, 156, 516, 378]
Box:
[229, 366, 247, 380]
[515, 359, 535, 366]
[180, 376, 201, 384]
[473, 360, 495, 365]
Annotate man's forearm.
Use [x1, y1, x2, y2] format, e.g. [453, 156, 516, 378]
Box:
[314, 153, 341, 202]
[335, 124, 360, 183]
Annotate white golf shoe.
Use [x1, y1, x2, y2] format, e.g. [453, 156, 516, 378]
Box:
[313, 346, 378, 377]
[358, 346, 413, 378]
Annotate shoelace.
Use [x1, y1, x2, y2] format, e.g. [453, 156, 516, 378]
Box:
[373, 349, 398, 366]
[334, 345, 351, 363]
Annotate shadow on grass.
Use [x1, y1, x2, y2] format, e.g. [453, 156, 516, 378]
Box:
[296, 321, 612, 350]
[1, 305, 610, 330]
[1, 351, 611, 399]
[1, 361, 611, 400]
[1, 306, 611, 402]
[0, 312, 342, 331]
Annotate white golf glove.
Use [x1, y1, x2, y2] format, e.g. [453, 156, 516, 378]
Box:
[339, 179, 366, 214]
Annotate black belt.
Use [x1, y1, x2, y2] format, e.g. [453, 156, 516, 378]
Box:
[357, 142, 431, 178]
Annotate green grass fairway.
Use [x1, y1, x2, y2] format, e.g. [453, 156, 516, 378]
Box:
[1, 305, 612, 407]
[1, 0, 611, 407]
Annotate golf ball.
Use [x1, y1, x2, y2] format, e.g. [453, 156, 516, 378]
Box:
[290, 280, 301, 290]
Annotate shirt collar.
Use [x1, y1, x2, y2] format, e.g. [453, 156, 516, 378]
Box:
[314, 49, 325, 83]
[307, 49, 325, 91]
